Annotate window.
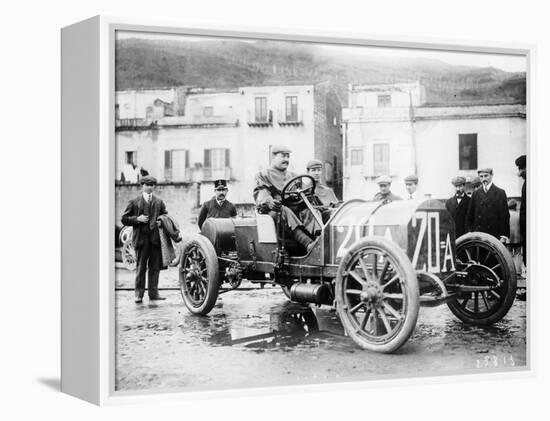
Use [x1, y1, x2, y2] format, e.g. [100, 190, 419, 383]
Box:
[164, 150, 189, 180]
[351, 148, 363, 166]
[255, 97, 267, 122]
[125, 151, 136, 165]
[459, 134, 478, 170]
[285, 96, 298, 121]
[204, 148, 230, 169]
[203, 106, 214, 117]
[373, 144, 390, 174]
[377, 94, 392, 108]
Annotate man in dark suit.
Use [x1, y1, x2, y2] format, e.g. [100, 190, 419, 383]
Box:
[121, 175, 168, 303]
[445, 176, 471, 238]
[466, 168, 510, 243]
[515, 155, 527, 265]
[197, 179, 237, 229]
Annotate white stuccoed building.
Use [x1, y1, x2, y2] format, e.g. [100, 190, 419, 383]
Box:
[115, 83, 343, 205]
[342, 82, 526, 200]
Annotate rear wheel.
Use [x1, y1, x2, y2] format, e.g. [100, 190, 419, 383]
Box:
[179, 234, 220, 316]
[448, 232, 517, 325]
[335, 236, 419, 353]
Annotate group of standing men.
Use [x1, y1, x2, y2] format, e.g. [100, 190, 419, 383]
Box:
[121, 144, 527, 303]
[370, 156, 527, 266]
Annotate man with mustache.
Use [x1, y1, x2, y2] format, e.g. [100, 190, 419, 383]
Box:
[121, 175, 168, 303]
[466, 168, 510, 243]
[197, 179, 237, 230]
[253, 145, 315, 254]
[445, 176, 470, 238]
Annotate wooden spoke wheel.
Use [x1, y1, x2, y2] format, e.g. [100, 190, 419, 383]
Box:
[335, 236, 419, 353]
[179, 235, 220, 316]
[448, 232, 517, 325]
[121, 241, 137, 272]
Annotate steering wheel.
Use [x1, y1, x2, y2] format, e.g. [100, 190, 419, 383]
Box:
[281, 175, 316, 206]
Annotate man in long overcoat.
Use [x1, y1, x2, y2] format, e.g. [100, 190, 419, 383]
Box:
[466, 168, 510, 243]
[121, 175, 168, 303]
[445, 176, 471, 238]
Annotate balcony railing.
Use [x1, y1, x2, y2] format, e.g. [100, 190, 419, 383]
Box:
[115, 118, 154, 130]
[163, 167, 232, 183]
[277, 109, 304, 126]
[247, 110, 273, 127]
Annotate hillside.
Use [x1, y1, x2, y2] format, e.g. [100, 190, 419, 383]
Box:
[115, 38, 526, 105]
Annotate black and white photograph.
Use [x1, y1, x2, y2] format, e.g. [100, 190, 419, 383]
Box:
[113, 30, 527, 393]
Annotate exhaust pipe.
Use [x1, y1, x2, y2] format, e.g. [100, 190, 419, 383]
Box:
[289, 283, 332, 305]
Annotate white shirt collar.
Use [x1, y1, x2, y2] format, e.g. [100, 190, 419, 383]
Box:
[484, 182, 493, 192]
[216, 198, 225, 207]
[143, 192, 153, 202]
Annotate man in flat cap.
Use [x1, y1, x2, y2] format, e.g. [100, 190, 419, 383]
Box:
[253, 145, 315, 254]
[515, 155, 527, 265]
[404, 174, 419, 200]
[465, 175, 482, 197]
[372, 175, 402, 204]
[121, 175, 168, 303]
[445, 176, 471, 238]
[466, 168, 510, 243]
[197, 179, 237, 230]
[306, 159, 339, 207]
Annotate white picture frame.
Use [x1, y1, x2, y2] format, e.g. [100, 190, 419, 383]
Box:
[61, 15, 534, 405]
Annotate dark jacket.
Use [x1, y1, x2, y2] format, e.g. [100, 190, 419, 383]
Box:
[466, 183, 510, 239]
[197, 197, 237, 229]
[445, 194, 471, 238]
[520, 179, 526, 241]
[121, 194, 168, 248]
[158, 214, 181, 242]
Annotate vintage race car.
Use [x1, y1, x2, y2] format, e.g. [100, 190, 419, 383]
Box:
[178, 175, 517, 353]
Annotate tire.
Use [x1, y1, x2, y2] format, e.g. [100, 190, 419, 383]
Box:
[335, 236, 419, 353]
[179, 234, 220, 316]
[447, 232, 517, 325]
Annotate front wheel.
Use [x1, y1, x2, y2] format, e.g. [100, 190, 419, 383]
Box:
[335, 236, 419, 353]
[179, 234, 220, 316]
[447, 232, 517, 325]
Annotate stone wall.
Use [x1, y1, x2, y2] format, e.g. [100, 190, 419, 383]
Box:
[115, 182, 200, 236]
[115, 183, 256, 238]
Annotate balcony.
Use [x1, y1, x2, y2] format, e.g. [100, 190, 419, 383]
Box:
[277, 109, 304, 126]
[115, 118, 155, 130]
[247, 110, 273, 127]
[160, 114, 240, 128]
[163, 167, 232, 183]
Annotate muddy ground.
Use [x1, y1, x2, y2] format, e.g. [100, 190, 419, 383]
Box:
[115, 267, 527, 393]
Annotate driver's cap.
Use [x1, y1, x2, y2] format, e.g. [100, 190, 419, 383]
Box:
[271, 145, 292, 155]
[306, 159, 323, 170]
[376, 175, 392, 185]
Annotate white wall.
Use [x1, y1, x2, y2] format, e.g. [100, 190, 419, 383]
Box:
[344, 116, 526, 200]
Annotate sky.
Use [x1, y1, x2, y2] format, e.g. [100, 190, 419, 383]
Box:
[116, 30, 526, 73]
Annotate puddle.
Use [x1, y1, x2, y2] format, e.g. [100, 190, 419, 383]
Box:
[179, 301, 347, 350]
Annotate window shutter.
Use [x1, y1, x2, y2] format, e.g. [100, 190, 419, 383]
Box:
[185, 150, 190, 168]
[164, 150, 172, 169]
[204, 149, 211, 168]
[225, 149, 230, 167]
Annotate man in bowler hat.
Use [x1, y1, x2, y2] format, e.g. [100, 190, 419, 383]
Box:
[121, 175, 168, 303]
[445, 176, 471, 238]
[466, 168, 510, 243]
[197, 179, 237, 229]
